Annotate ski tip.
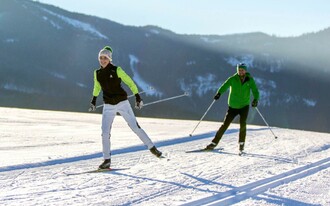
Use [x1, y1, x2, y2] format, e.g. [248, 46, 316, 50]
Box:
[158, 153, 170, 161]
[185, 149, 208, 153]
[238, 151, 246, 156]
[185, 147, 224, 153]
[99, 168, 130, 172]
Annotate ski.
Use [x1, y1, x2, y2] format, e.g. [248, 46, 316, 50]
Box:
[185, 148, 223, 153]
[238, 151, 246, 156]
[158, 152, 170, 161]
[65, 168, 129, 176]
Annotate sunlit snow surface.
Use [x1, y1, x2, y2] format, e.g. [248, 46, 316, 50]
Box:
[0, 107, 329, 206]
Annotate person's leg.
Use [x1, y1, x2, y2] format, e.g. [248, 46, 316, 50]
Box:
[238, 105, 249, 151]
[101, 104, 116, 160]
[117, 100, 154, 149]
[211, 107, 237, 145]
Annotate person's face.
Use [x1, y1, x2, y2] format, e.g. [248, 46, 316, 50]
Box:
[238, 68, 246, 77]
[99, 56, 110, 68]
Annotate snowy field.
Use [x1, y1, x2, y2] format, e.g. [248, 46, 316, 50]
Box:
[0, 107, 329, 206]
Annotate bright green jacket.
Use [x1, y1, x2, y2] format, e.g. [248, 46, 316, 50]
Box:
[217, 73, 259, 109]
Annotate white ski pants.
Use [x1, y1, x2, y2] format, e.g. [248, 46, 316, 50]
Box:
[101, 100, 154, 159]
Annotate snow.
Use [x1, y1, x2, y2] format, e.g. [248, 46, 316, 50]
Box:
[144, 29, 160, 37]
[76, 82, 87, 88]
[0, 107, 329, 206]
[281, 93, 314, 106]
[149, 29, 160, 34]
[2, 83, 41, 94]
[178, 74, 220, 97]
[254, 78, 277, 107]
[49, 71, 66, 80]
[303, 98, 317, 107]
[39, 7, 108, 39]
[186, 60, 196, 66]
[3, 39, 17, 43]
[225, 55, 255, 68]
[200, 37, 223, 43]
[128, 54, 162, 97]
[42, 16, 62, 30]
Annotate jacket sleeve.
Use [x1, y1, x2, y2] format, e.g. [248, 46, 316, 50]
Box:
[92, 70, 102, 97]
[250, 77, 260, 100]
[217, 76, 232, 94]
[117, 67, 139, 94]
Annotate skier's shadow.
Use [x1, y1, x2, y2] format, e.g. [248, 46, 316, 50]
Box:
[107, 171, 223, 204]
[213, 150, 296, 164]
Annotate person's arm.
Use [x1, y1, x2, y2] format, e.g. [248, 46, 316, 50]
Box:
[117, 67, 144, 109]
[250, 77, 260, 107]
[218, 76, 232, 95]
[89, 70, 101, 112]
[92, 70, 102, 97]
[117, 67, 139, 94]
[250, 77, 260, 101]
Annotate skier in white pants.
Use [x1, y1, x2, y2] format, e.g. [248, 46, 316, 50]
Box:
[89, 46, 162, 169]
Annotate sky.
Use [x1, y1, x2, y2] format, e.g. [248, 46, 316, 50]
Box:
[34, 0, 330, 37]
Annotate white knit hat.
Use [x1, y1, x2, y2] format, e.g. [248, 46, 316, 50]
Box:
[98, 46, 112, 61]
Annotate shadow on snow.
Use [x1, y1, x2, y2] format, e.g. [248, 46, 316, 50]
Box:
[0, 127, 269, 172]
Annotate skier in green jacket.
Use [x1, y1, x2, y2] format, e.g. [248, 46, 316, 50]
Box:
[205, 63, 260, 155]
[89, 46, 162, 169]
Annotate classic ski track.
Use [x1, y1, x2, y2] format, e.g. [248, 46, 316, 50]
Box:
[2, 130, 329, 205]
[183, 157, 330, 206]
[129, 182, 185, 205]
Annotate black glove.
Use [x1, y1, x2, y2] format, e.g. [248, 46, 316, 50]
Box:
[134, 93, 143, 109]
[251, 99, 258, 107]
[214, 93, 221, 100]
[88, 96, 97, 112]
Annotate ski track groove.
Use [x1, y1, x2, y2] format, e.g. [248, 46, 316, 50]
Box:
[182, 157, 330, 206]
[1, 124, 330, 205]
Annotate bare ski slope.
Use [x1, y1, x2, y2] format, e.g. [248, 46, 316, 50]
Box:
[1, 107, 329, 205]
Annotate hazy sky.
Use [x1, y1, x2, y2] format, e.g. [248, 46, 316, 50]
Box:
[35, 0, 330, 37]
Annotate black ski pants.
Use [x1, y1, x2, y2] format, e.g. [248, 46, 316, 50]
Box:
[212, 105, 249, 146]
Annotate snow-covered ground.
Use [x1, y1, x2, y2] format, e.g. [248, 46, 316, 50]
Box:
[0, 107, 329, 206]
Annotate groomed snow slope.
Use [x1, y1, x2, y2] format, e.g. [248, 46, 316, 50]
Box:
[0, 107, 329, 206]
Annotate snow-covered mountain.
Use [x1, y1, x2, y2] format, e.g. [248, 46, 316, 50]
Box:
[0, 0, 329, 133]
[1, 107, 330, 205]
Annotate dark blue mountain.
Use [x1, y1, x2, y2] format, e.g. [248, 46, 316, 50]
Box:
[1, 0, 329, 132]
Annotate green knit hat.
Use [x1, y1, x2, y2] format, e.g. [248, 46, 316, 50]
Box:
[103, 46, 113, 53]
[237, 63, 247, 71]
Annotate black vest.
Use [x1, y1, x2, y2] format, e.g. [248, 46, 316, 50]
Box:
[96, 64, 128, 105]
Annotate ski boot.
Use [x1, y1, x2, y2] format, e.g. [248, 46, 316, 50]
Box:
[150, 146, 162, 157]
[205, 142, 217, 150]
[98, 159, 111, 169]
[238, 150, 245, 156]
[238, 142, 245, 156]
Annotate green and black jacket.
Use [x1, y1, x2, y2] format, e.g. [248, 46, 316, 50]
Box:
[93, 63, 139, 105]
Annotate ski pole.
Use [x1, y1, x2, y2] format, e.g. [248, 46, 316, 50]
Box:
[189, 100, 216, 137]
[255, 107, 278, 139]
[127, 86, 155, 98]
[127, 90, 146, 98]
[95, 87, 155, 109]
[143, 92, 189, 107]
